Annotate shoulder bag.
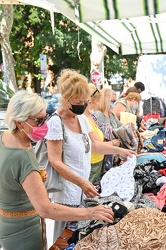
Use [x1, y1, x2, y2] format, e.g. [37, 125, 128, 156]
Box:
[35, 112, 64, 193]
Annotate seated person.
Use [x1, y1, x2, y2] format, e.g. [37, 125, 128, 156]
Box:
[113, 92, 146, 131]
[113, 92, 141, 120]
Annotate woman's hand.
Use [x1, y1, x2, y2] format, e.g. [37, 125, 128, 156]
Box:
[117, 147, 137, 158]
[88, 205, 114, 223]
[112, 139, 121, 147]
[139, 120, 147, 132]
[80, 179, 100, 198]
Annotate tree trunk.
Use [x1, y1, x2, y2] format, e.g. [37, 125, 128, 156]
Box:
[0, 5, 17, 92]
[90, 36, 107, 86]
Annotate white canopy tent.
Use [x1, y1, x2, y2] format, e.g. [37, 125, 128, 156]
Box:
[1, 0, 166, 54]
[136, 54, 166, 103]
[80, 14, 166, 55]
[2, 0, 166, 22]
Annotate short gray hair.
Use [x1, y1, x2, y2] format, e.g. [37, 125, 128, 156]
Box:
[5, 90, 47, 133]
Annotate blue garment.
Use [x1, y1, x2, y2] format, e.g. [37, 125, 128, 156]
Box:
[143, 130, 165, 152]
[137, 153, 166, 164]
[63, 243, 75, 250]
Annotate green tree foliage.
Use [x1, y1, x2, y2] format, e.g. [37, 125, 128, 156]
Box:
[105, 52, 138, 81]
[10, 5, 92, 85]
[0, 79, 14, 108]
[9, 5, 138, 90]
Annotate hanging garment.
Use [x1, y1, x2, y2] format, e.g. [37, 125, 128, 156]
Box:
[143, 97, 161, 115]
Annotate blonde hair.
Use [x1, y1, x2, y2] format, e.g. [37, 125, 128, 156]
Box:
[88, 83, 102, 102]
[57, 69, 90, 103]
[111, 90, 117, 98]
[98, 88, 112, 112]
[125, 92, 141, 102]
[5, 90, 47, 133]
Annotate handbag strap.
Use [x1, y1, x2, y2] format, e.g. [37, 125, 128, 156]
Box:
[46, 111, 65, 138]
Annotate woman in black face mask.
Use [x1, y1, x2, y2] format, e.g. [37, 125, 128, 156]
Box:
[45, 69, 136, 244]
[45, 69, 101, 243]
[69, 101, 88, 115]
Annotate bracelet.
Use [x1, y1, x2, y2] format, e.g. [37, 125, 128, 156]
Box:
[111, 140, 114, 146]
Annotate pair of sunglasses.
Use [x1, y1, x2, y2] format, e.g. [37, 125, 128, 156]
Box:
[28, 114, 49, 127]
[91, 88, 100, 97]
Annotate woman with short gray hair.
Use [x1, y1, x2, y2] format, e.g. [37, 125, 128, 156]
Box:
[0, 90, 114, 250]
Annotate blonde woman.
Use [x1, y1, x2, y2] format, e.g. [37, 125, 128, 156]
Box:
[45, 71, 136, 242]
[84, 84, 135, 184]
[92, 88, 122, 140]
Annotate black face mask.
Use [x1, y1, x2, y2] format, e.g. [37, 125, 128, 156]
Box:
[69, 102, 88, 115]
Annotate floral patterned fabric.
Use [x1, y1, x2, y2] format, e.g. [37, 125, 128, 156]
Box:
[74, 208, 166, 250]
[100, 155, 137, 201]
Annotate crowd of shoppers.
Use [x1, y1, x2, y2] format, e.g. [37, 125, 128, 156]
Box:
[0, 89, 114, 250]
[0, 69, 142, 250]
[45, 70, 136, 242]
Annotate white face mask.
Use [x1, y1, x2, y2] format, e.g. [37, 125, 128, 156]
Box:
[132, 103, 139, 111]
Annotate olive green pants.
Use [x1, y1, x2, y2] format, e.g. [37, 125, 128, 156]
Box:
[89, 160, 103, 184]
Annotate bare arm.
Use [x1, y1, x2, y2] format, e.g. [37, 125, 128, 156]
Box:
[112, 102, 126, 120]
[22, 171, 114, 222]
[89, 131, 137, 158]
[47, 139, 99, 198]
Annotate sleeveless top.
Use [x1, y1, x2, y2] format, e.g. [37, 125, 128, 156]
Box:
[87, 118, 104, 164]
[116, 99, 135, 114]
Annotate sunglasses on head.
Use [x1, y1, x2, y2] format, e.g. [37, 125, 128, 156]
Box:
[28, 114, 49, 127]
[91, 88, 100, 97]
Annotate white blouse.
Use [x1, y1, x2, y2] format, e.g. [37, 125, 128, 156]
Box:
[45, 114, 91, 205]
